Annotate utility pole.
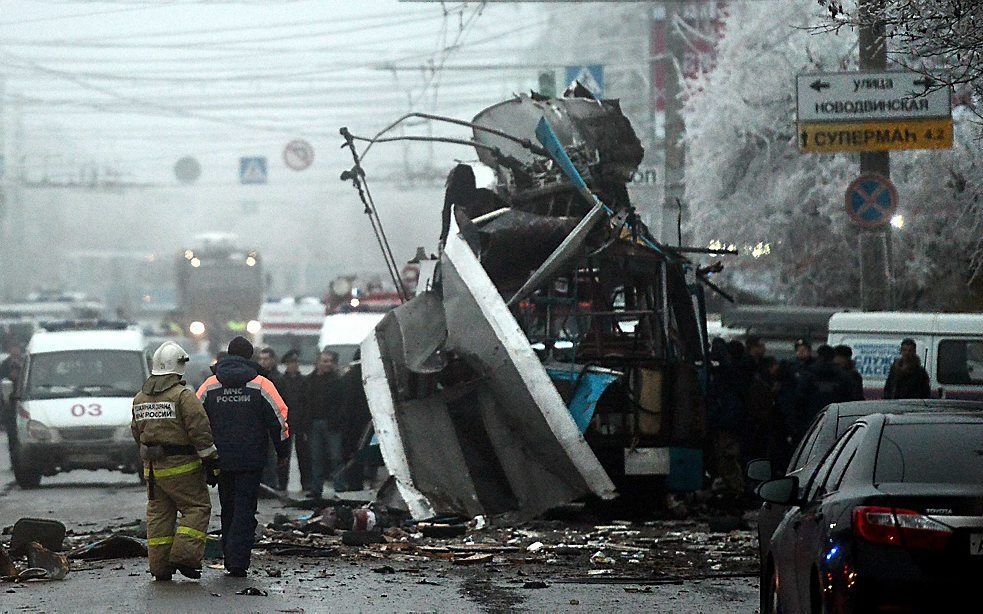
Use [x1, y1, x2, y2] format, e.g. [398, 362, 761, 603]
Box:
[660, 0, 686, 245]
[0, 75, 7, 300]
[8, 95, 24, 300]
[858, 0, 893, 310]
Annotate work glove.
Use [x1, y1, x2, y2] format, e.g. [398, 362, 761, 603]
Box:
[202, 456, 220, 487]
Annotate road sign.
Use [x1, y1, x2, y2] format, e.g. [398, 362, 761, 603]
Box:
[797, 71, 951, 123]
[565, 64, 604, 98]
[796, 70, 953, 154]
[174, 156, 201, 184]
[239, 156, 267, 184]
[800, 118, 952, 154]
[283, 139, 314, 171]
[845, 173, 898, 229]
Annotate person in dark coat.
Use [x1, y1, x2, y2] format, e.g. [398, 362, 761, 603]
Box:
[786, 344, 851, 447]
[770, 360, 798, 470]
[744, 355, 776, 464]
[706, 338, 746, 502]
[335, 349, 372, 492]
[304, 350, 346, 499]
[833, 344, 865, 400]
[257, 347, 289, 492]
[807, 344, 853, 413]
[280, 350, 311, 492]
[745, 336, 768, 373]
[883, 338, 931, 399]
[792, 338, 815, 373]
[0, 341, 24, 449]
[196, 337, 288, 577]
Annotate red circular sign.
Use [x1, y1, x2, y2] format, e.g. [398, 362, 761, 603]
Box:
[283, 139, 314, 171]
[844, 172, 898, 229]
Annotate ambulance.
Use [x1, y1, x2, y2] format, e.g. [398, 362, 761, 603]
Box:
[9, 320, 147, 487]
[253, 297, 325, 372]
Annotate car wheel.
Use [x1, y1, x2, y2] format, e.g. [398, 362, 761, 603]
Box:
[12, 445, 41, 488]
[764, 560, 782, 614]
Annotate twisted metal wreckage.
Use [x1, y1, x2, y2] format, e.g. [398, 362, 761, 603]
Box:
[340, 86, 731, 522]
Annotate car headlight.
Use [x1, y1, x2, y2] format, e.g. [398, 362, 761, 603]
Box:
[189, 321, 206, 336]
[246, 320, 261, 335]
[27, 420, 53, 442]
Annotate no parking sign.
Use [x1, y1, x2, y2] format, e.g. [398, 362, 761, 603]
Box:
[283, 139, 314, 171]
[844, 173, 898, 229]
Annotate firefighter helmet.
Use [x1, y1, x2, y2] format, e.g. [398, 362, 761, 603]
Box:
[151, 341, 191, 376]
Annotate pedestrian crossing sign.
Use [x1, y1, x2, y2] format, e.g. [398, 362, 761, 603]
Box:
[564, 64, 604, 98]
[239, 156, 268, 184]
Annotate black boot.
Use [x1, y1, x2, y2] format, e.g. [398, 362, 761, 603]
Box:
[176, 565, 201, 579]
[226, 567, 247, 577]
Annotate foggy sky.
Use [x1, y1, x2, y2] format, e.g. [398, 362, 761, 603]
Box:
[0, 1, 547, 300]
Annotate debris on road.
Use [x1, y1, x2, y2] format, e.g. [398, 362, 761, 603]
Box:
[26, 542, 69, 580]
[452, 553, 494, 566]
[417, 522, 467, 539]
[0, 542, 67, 583]
[251, 505, 757, 581]
[235, 587, 269, 596]
[9, 518, 66, 556]
[67, 534, 147, 560]
[0, 545, 16, 578]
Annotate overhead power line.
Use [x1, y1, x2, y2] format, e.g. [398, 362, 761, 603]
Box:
[0, 2, 180, 27]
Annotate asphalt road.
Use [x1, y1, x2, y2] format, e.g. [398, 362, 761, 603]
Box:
[0, 433, 759, 613]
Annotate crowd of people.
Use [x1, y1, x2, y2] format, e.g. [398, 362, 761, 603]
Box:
[250, 344, 373, 499]
[704, 335, 931, 507]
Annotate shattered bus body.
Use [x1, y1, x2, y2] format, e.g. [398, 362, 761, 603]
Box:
[354, 91, 712, 520]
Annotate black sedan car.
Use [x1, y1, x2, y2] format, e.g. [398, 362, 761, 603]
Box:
[756, 412, 983, 613]
[747, 399, 983, 611]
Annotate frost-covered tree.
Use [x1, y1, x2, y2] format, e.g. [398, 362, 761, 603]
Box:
[819, 0, 983, 114]
[684, 0, 983, 309]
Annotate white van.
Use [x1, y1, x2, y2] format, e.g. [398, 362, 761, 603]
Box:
[10, 321, 147, 487]
[318, 312, 385, 366]
[827, 312, 983, 400]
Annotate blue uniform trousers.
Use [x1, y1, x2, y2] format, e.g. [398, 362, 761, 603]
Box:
[217, 470, 262, 570]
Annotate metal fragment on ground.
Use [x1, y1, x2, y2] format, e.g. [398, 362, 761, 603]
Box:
[0, 545, 17, 578]
[67, 534, 147, 560]
[26, 542, 70, 580]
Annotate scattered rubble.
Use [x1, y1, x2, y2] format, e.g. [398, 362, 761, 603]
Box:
[0, 503, 758, 589]
[10, 518, 66, 556]
[68, 535, 147, 561]
[247, 505, 758, 582]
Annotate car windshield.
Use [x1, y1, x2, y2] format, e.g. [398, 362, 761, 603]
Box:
[874, 422, 983, 485]
[261, 334, 320, 365]
[26, 350, 146, 399]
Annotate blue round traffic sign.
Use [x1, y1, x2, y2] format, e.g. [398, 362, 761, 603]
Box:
[845, 173, 898, 229]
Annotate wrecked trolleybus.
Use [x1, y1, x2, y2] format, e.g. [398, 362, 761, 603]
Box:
[342, 89, 724, 520]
